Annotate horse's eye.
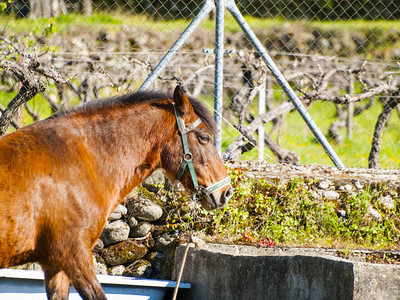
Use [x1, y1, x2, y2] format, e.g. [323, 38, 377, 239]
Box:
[198, 135, 210, 144]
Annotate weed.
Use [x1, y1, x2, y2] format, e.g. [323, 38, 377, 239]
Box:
[164, 169, 399, 250]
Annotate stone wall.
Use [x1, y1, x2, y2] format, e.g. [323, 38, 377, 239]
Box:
[225, 161, 400, 189]
[92, 169, 178, 279]
[226, 161, 400, 220]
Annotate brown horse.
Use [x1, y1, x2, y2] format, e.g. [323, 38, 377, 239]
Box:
[0, 86, 233, 300]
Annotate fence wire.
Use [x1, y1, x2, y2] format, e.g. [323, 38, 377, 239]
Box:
[1, 0, 400, 168]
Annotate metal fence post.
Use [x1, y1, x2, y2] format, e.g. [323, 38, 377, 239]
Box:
[347, 70, 354, 140]
[138, 0, 215, 92]
[226, 0, 345, 168]
[137, 0, 345, 168]
[258, 81, 266, 161]
[214, 0, 225, 155]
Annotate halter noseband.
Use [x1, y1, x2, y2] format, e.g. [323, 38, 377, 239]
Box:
[173, 104, 231, 198]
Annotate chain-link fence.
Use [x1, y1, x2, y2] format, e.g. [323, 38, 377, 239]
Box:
[1, 0, 399, 168]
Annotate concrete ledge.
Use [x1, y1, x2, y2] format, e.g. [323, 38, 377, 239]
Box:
[175, 243, 400, 300]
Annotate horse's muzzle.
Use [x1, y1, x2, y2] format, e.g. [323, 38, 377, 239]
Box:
[220, 186, 233, 205]
[202, 185, 233, 210]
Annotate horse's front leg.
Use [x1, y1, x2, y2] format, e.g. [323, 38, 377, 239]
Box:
[62, 248, 107, 300]
[42, 267, 70, 300]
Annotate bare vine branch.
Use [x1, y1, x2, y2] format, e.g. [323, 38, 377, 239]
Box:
[368, 91, 400, 169]
[0, 58, 45, 135]
[299, 83, 392, 104]
[0, 48, 73, 135]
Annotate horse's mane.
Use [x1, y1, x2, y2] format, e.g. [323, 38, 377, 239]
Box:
[51, 90, 217, 135]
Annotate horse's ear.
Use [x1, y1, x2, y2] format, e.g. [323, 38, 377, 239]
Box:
[173, 85, 191, 115]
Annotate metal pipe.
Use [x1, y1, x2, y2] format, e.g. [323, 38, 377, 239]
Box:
[347, 70, 354, 140]
[214, 0, 225, 155]
[226, 0, 345, 168]
[138, 0, 215, 92]
[258, 82, 266, 161]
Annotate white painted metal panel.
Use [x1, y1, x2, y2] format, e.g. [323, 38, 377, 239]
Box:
[0, 269, 190, 299]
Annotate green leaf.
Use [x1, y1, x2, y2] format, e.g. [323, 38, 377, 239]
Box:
[0, 2, 7, 13]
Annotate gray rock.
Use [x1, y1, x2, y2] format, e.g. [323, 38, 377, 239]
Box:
[317, 180, 332, 190]
[93, 239, 104, 253]
[102, 240, 148, 266]
[121, 188, 140, 205]
[128, 198, 163, 222]
[130, 222, 152, 238]
[93, 254, 107, 275]
[339, 184, 353, 192]
[108, 265, 126, 276]
[393, 47, 400, 60]
[353, 180, 364, 190]
[310, 191, 320, 199]
[323, 190, 340, 200]
[108, 205, 128, 221]
[126, 189, 140, 198]
[108, 212, 122, 221]
[379, 195, 395, 210]
[114, 204, 128, 215]
[154, 233, 174, 252]
[367, 206, 382, 221]
[123, 259, 152, 278]
[142, 169, 166, 193]
[101, 220, 130, 246]
[128, 216, 138, 228]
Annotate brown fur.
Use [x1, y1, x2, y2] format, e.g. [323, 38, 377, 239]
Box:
[0, 86, 232, 300]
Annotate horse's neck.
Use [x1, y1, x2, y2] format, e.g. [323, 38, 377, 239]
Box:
[80, 104, 174, 199]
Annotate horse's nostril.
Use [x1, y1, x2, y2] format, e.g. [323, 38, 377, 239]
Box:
[222, 187, 233, 203]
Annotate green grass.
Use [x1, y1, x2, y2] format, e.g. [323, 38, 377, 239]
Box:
[308, 18, 400, 33]
[281, 99, 400, 168]
[1, 12, 209, 34]
[3, 11, 400, 36]
[217, 93, 400, 168]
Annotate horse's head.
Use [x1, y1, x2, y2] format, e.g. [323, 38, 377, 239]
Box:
[162, 86, 233, 210]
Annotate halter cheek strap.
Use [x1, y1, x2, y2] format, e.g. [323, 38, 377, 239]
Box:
[174, 104, 201, 189]
[173, 104, 231, 197]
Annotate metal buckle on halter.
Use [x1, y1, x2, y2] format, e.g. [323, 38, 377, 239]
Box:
[176, 152, 194, 182]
